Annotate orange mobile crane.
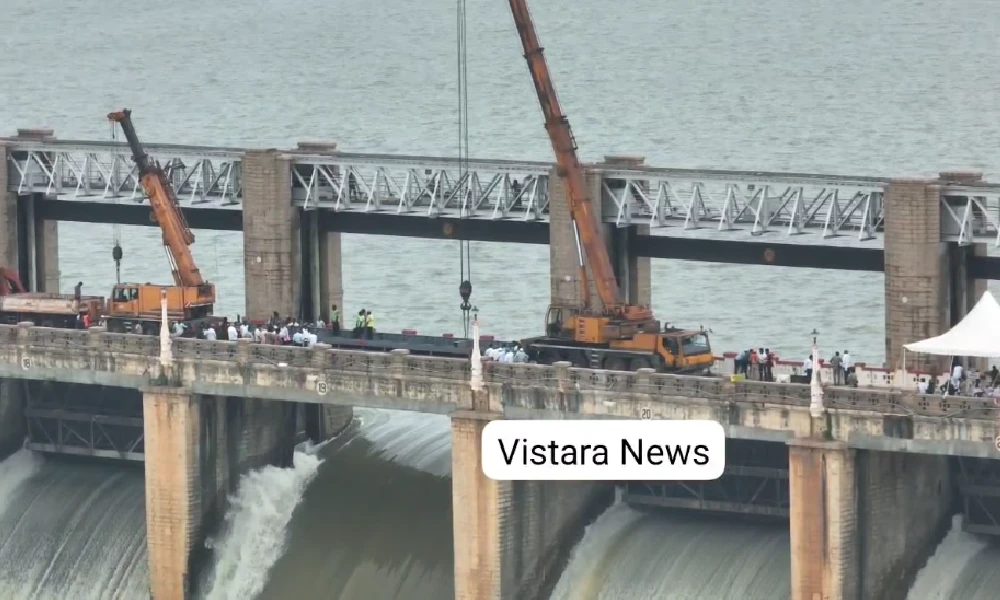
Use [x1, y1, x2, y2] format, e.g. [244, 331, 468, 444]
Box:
[106, 109, 216, 334]
[508, 1, 714, 373]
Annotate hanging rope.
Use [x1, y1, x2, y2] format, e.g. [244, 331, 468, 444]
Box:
[457, 0, 474, 337]
[110, 121, 123, 284]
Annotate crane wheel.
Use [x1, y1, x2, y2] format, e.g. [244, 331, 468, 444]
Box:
[603, 357, 629, 372]
[629, 358, 652, 371]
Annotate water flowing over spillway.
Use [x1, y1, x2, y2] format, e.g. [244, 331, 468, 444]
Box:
[549, 503, 791, 600]
[0, 411, 999, 599]
[0, 451, 148, 600]
[203, 408, 454, 600]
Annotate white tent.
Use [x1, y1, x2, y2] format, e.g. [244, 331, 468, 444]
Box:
[904, 290, 1000, 358]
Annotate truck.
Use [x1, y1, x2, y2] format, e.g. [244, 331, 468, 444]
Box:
[504, 0, 714, 374]
[106, 110, 217, 334]
[0, 268, 105, 328]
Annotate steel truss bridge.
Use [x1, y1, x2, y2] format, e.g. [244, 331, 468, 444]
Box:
[5, 137, 1000, 246]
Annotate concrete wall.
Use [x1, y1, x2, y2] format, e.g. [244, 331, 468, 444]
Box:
[0, 379, 25, 458]
[451, 413, 612, 600]
[242, 150, 301, 321]
[883, 179, 947, 372]
[788, 439, 953, 600]
[143, 388, 301, 599]
[855, 450, 952, 600]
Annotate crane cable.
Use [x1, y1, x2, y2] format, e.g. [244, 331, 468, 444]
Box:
[110, 121, 123, 284]
[457, 0, 474, 337]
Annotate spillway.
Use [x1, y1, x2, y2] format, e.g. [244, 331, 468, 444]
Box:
[203, 408, 454, 600]
[550, 503, 790, 600]
[0, 450, 148, 600]
[1, 409, 999, 600]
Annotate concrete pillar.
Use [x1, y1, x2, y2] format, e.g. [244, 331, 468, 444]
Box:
[143, 386, 201, 600]
[452, 412, 505, 600]
[548, 167, 584, 308]
[317, 230, 343, 322]
[883, 178, 947, 371]
[788, 439, 857, 600]
[451, 412, 612, 600]
[0, 142, 18, 272]
[33, 213, 58, 292]
[242, 150, 300, 321]
[788, 439, 952, 600]
[547, 162, 651, 310]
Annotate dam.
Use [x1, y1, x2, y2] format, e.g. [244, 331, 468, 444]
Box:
[2, 0, 1000, 597]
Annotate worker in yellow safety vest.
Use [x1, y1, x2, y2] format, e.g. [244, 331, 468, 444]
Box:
[365, 310, 375, 340]
[353, 310, 366, 339]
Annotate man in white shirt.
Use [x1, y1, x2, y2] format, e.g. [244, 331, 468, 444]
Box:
[292, 329, 305, 346]
[204, 327, 217, 341]
[917, 379, 929, 394]
[951, 363, 964, 394]
[514, 347, 528, 363]
[842, 351, 853, 377]
[227, 323, 238, 341]
[278, 325, 289, 344]
[308, 329, 318, 346]
[803, 356, 813, 380]
[239, 322, 250, 338]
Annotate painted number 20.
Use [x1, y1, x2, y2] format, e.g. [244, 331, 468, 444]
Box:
[639, 406, 652, 420]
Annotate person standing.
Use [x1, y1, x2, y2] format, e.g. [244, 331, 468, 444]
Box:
[73, 281, 83, 313]
[330, 304, 341, 336]
[831, 351, 843, 385]
[365, 310, 375, 339]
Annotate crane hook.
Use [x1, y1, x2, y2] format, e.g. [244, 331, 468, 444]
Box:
[459, 279, 472, 311]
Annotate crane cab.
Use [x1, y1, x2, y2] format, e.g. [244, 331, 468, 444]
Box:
[657, 330, 713, 372]
[107, 282, 216, 334]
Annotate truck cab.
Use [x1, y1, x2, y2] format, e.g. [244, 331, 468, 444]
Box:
[658, 330, 713, 373]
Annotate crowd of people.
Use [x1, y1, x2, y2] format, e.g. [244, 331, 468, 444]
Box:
[167, 304, 371, 347]
[733, 347, 859, 386]
[919, 362, 1000, 399]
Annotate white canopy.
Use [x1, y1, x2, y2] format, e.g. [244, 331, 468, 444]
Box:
[904, 291, 1000, 358]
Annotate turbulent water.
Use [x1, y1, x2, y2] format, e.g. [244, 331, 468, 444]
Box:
[0, 451, 148, 600]
[2, 0, 1000, 597]
[0, 412, 997, 599]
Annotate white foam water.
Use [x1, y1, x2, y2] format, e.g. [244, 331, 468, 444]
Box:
[200, 448, 324, 600]
[907, 514, 988, 599]
[0, 449, 44, 516]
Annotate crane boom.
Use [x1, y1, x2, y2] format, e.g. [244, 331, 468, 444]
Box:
[108, 109, 204, 287]
[506, 0, 622, 312]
